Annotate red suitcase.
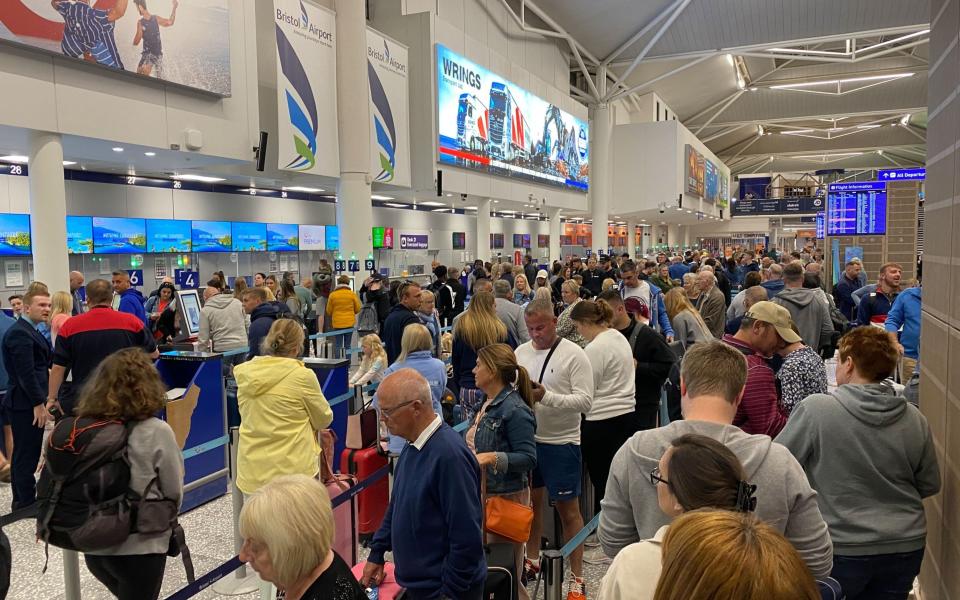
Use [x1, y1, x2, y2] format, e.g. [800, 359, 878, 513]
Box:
[340, 446, 389, 541]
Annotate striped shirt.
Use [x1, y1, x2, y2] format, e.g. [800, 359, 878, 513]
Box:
[56, 2, 123, 69]
[721, 334, 786, 437]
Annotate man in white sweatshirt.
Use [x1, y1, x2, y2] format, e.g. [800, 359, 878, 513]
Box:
[598, 340, 834, 578]
[516, 299, 593, 595]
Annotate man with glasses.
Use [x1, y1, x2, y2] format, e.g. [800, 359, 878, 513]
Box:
[382, 281, 422, 363]
[598, 340, 833, 578]
[362, 369, 486, 599]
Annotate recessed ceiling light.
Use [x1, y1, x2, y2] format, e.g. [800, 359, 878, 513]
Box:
[284, 186, 324, 193]
[173, 174, 225, 183]
[432, 208, 451, 212]
[370, 194, 395, 200]
[445, 193, 453, 197]
[144, 152, 156, 157]
[384, 202, 408, 208]
[0, 155, 28, 163]
[493, 200, 500, 203]
[62, 161, 76, 166]
[112, 147, 124, 152]
[420, 201, 447, 207]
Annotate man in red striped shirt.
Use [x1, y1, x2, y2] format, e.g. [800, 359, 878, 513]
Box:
[721, 301, 797, 437]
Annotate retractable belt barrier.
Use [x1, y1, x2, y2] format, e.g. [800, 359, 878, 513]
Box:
[219, 347, 248, 357]
[539, 511, 602, 600]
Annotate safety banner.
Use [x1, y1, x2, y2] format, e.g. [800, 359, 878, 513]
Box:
[274, 0, 339, 176]
[366, 28, 411, 188]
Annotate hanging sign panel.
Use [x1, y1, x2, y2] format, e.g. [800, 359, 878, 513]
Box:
[366, 28, 410, 188]
[0, 1, 231, 96]
[274, 0, 339, 176]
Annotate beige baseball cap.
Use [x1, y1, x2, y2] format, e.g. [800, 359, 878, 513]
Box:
[744, 301, 801, 344]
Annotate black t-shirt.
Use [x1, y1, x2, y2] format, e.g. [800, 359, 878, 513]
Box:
[296, 552, 368, 600]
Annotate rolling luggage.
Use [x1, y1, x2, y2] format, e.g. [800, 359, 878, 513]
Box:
[321, 430, 359, 565]
[484, 542, 518, 600]
[340, 446, 389, 541]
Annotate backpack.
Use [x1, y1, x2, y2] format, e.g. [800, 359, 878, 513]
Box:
[357, 301, 380, 336]
[36, 417, 194, 579]
[274, 302, 310, 351]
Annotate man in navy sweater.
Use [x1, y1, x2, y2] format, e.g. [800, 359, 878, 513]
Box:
[362, 369, 486, 599]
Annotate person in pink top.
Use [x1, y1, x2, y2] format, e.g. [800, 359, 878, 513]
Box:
[720, 301, 795, 437]
[49, 291, 74, 347]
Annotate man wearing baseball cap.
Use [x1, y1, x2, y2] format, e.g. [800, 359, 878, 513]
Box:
[721, 301, 798, 436]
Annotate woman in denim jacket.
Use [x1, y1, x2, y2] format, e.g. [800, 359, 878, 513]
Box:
[466, 343, 537, 598]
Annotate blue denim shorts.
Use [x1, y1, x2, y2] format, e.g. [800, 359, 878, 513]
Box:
[532, 443, 582, 502]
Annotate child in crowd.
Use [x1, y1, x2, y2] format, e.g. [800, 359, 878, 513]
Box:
[349, 334, 387, 387]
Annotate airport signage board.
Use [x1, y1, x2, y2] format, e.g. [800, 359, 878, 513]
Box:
[0, 1, 231, 96]
[436, 44, 589, 192]
[731, 196, 824, 216]
[398, 234, 428, 250]
[877, 168, 925, 181]
[274, 0, 339, 176]
[367, 28, 410, 187]
[827, 182, 887, 236]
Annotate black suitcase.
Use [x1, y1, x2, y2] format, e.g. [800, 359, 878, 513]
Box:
[484, 542, 518, 600]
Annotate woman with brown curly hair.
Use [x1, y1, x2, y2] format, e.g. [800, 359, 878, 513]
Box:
[75, 348, 184, 600]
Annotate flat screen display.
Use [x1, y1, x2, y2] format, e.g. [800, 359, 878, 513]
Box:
[267, 223, 299, 251]
[373, 226, 385, 249]
[177, 290, 203, 337]
[146, 219, 191, 253]
[490, 233, 504, 249]
[436, 45, 589, 192]
[232, 222, 267, 252]
[827, 182, 887, 236]
[452, 232, 466, 250]
[815, 212, 825, 240]
[299, 225, 326, 250]
[191, 221, 231, 252]
[537, 234, 549, 248]
[0, 214, 30, 256]
[325, 226, 339, 250]
[66, 216, 93, 255]
[92, 217, 146, 254]
[512, 233, 524, 248]
[522, 234, 531, 249]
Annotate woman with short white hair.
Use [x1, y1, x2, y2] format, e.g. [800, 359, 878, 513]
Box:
[239, 474, 368, 600]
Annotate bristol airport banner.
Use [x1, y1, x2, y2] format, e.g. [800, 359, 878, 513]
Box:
[274, 0, 339, 176]
[436, 44, 589, 192]
[367, 28, 410, 188]
[0, 1, 231, 96]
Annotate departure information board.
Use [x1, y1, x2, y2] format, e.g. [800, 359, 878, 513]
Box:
[826, 182, 887, 236]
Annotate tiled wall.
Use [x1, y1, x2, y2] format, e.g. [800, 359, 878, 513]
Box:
[919, 0, 958, 597]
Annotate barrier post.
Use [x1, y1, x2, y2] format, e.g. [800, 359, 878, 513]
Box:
[62, 549, 81, 600]
[541, 549, 564, 600]
[211, 427, 259, 595]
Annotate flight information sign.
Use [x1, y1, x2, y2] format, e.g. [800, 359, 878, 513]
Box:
[827, 182, 887, 236]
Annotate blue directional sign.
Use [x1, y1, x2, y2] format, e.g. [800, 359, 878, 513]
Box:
[348, 260, 360, 273]
[126, 270, 143, 287]
[333, 260, 346, 272]
[174, 270, 199, 289]
[364, 259, 376, 271]
[878, 168, 925, 181]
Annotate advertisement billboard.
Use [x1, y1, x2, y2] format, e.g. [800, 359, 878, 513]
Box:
[66, 216, 93, 255]
[146, 219, 190, 253]
[537, 234, 549, 248]
[191, 220, 231, 253]
[274, 0, 339, 176]
[367, 28, 410, 187]
[0, 1, 231, 96]
[299, 224, 326, 251]
[232, 222, 267, 252]
[685, 144, 705, 198]
[436, 44, 589, 192]
[490, 233, 504, 249]
[92, 217, 145, 254]
[267, 223, 299, 251]
[0, 214, 31, 256]
[452, 232, 466, 250]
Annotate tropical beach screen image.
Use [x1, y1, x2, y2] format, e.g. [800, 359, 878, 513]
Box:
[0, 214, 31, 256]
[92, 217, 146, 254]
[66, 216, 93, 254]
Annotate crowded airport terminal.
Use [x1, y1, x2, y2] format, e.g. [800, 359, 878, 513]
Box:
[0, 0, 951, 599]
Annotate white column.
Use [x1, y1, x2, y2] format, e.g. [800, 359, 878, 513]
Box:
[548, 207, 561, 263]
[335, 0, 372, 260]
[28, 131, 69, 292]
[590, 103, 612, 254]
[476, 198, 491, 262]
[683, 225, 692, 248]
[626, 220, 637, 259]
[667, 223, 681, 250]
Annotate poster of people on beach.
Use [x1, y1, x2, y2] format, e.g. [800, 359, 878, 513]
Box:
[0, 0, 231, 96]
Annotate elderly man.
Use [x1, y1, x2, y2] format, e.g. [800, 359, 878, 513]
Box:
[493, 279, 530, 345]
[69, 271, 85, 315]
[362, 369, 486, 599]
[694, 269, 726, 338]
[760, 263, 785, 299]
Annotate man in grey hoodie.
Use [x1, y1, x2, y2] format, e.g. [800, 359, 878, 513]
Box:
[598, 340, 833, 577]
[199, 285, 249, 357]
[776, 326, 939, 598]
[772, 261, 833, 352]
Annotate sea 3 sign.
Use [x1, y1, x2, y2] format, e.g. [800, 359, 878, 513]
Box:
[436, 45, 589, 192]
[367, 28, 410, 187]
[274, 0, 339, 177]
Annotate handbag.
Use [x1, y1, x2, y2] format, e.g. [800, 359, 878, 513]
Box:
[346, 387, 378, 450]
[481, 472, 533, 544]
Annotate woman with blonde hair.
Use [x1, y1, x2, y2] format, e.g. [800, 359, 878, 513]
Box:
[654, 511, 819, 600]
[349, 334, 387, 387]
[240, 474, 367, 600]
[663, 287, 712, 350]
[71, 348, 183, 600]
[48, 290, 73, 344]
[467, 343, 537, 599]
[513, 274, 534, 305]
[235, 319, 333, 496]
[556, 280, 586, 347]
[533, 286, 553, 304]
[452, 291, 509, 423]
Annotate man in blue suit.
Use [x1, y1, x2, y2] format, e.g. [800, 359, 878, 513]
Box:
[1, 289, 52, 509]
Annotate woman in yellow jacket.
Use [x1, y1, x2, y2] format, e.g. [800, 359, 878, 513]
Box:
[235, 319, 333, 496]
[326, 275, 361, 358]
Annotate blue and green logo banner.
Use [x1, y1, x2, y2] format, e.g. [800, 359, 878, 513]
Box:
[367, 28, 410, 188]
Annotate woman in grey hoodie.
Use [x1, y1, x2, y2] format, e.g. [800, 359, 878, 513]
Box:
[776, 326, 940, 600]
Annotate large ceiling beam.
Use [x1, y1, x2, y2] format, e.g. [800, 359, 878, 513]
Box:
[695, 107, 928, 130]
